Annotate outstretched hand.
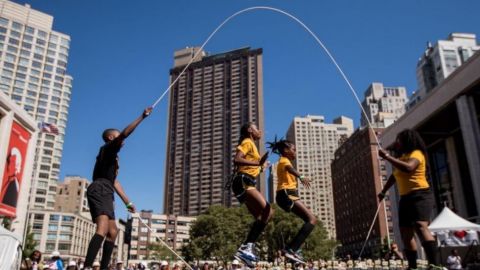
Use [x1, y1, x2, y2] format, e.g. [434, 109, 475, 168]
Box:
[143, 107, 153, 118]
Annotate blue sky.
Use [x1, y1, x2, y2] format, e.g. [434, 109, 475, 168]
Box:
[13, 0, 480, 219]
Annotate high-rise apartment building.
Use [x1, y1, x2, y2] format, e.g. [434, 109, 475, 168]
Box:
[360, 82, 408, 128]
[130, 210, 195, 262]
[0, 0, 73, 210]
[54, 176, 89, 213]
[332, 127, 394, 257]
[284, 115, 353, 238]
[164, 47, 265, 216]
[409, 33, 479, 109]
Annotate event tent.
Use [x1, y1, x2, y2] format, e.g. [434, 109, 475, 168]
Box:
[429, 207, 480, 232]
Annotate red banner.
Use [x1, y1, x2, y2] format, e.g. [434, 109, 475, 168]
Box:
[0, 121, 31, 217]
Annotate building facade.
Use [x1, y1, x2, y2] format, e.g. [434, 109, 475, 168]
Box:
[283, 115, 353, 238]
[54, 176, 89, 213]
[360, 82, 408, 128]
[0, 0, 73, 210]
[410, 33, 479, 109]
[332, 127, 395, 257]
[27, 210, 96, 261]
[164, 47, 265, 216]
[130, 210, 195, 262]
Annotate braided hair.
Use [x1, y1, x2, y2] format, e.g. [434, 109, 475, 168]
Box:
[267, 136, 293, 156]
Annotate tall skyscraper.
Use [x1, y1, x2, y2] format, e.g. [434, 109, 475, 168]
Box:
[332, 127, 394, 257]
[409, 33, 479, 109]
[0, 1, 72, 210]
[284, 115, 353, 238]
[360, 82, 408, 128]
[164, 47, 265, 216]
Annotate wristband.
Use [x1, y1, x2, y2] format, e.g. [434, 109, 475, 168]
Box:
[126, 202, 133, 208]
[298, 175, 304, 180]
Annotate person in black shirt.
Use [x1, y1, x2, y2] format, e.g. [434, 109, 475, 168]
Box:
[84, 107, 152, 269]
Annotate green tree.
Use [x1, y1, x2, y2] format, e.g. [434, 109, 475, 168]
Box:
[181, 205, 251, 264]
[147, 242, 175, 261]
[22, 225, 38, 259]
[262, 204, 337, 261]
[182, 204, 336, 263]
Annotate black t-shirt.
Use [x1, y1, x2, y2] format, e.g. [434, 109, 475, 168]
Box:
[92, 139, 122, 184]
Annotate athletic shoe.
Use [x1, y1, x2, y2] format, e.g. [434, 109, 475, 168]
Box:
[234, 253, 255, 268]
[282, 248, 306, 264]
[236, 243, 257, 262]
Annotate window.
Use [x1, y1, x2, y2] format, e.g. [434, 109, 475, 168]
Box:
[12, 21, 22, 30]
[38, 30, 47, 39]
[7, 45, 18, 53]
[58, 234, 71, 240]
[50, 215, 60, 221]
[0, 17, 8, 26]
[32, 61, 42, 68]
[60, 225, 72, 232]
[58, 243, 70, 250]
[47, 233, 56, 240]
[8, 38, 19, 45]
[22, 42, 32, 49]
[5, 53, 15, 63]
[10, 30, 21, 38]
[62, 216, 74, 222]
[48, 224, 58, 231]
[60, 38, 70, 47]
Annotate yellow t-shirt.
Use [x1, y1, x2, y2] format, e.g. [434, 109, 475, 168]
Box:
[276, 156, 298, 190]
[393, 150, 430, 196]
[236, 138, 261, 177]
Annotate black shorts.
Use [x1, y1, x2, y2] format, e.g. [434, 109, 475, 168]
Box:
[231, 173, 257, 203]
[399, 188, 434, 227]
[87, 179, 115, 222]
[276, 189, 300, 212]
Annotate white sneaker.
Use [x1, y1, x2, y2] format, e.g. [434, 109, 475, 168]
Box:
[236, 243, 257, 262]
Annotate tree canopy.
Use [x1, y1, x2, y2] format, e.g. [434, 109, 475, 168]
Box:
[181, 204, 337, 264]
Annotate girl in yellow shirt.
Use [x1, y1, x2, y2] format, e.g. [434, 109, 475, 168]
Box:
[378, 129, 439, 269]
[231, 122, 271, 266]
[269, 138, 315, 264]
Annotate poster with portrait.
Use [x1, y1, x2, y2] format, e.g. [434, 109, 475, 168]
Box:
[0, 121, 31, 217]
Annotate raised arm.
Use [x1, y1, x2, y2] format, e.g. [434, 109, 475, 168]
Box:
[120, 107, 152, 139]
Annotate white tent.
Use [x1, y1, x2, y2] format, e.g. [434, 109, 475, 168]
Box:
[0, 225, 22, 270]
[429, 207, 480, 232]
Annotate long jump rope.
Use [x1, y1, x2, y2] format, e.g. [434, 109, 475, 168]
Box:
[138, 6, 388, 265]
